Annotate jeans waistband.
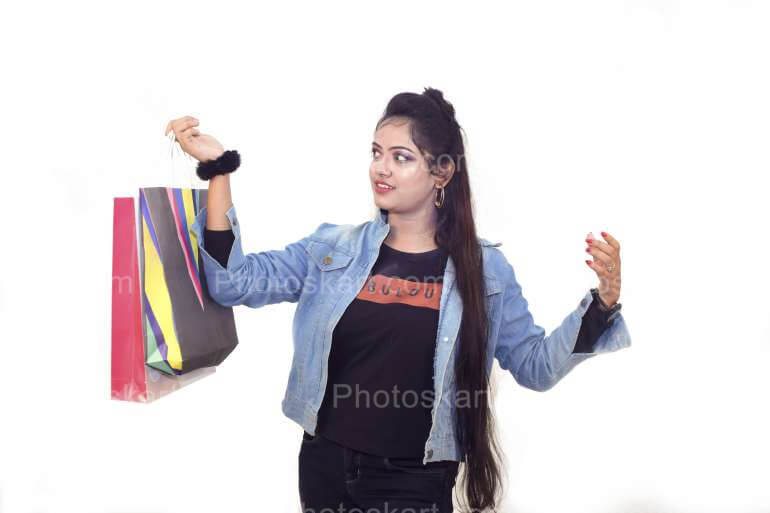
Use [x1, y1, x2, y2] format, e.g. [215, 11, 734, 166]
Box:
[304, 431, 457, 469]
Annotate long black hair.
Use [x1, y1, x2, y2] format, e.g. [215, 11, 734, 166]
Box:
[375, 87, 504, 512]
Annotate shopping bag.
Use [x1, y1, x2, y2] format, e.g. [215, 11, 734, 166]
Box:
[138, 186, 238, 374]
[111, 190, 237, 402]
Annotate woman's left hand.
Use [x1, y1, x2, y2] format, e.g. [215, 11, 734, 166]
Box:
[585, 231, 621, 307]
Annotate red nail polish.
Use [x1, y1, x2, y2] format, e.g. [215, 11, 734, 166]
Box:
[585, 247, 591, 253]
[601, 231, 607, 237]
[585, 260, 592, 265]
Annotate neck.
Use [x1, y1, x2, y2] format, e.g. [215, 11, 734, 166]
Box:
[382, 206, 438, 252]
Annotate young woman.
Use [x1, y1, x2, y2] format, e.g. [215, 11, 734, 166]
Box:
[165, 87, 630, 513]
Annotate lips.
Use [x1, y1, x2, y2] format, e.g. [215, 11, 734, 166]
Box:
[375, 181, 394, 189]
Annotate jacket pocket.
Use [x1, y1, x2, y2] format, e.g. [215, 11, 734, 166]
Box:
[307, 240, 354, 271]
[484, 274, 502, 296]
[383, 456, 453, 476]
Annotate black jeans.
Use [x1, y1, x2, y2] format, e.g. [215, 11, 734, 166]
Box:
[299, 431, 460, 513]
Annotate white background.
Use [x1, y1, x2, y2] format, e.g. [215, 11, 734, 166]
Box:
[1, 0, 769, 512]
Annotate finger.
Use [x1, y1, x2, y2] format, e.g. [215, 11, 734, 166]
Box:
[166, 116, 186, 134]
[172, 123, 199, 148]
[586, 238, 617, 260]
[586, 244, 613, 267]
[590, 258, 622, 291]
[600, 231, 621, 252]
[585, 259, 608, 280]
[170, 116, 198, 137]
[586, 262, 619, 294]
[179, 126, 200, 140]
[175, 117, 199, 134]
[598, 253, 621, 276]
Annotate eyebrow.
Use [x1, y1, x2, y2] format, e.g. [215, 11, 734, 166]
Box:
[372, 141, 414, 153]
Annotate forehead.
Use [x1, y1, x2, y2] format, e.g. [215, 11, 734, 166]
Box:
[373, 118, 415, 148]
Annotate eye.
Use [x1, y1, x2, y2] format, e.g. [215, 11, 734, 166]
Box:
[371, 148, 380, 159]
[395, 153, 411, 163]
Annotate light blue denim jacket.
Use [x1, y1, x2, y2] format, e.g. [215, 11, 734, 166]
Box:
[190, 205, 632, 464]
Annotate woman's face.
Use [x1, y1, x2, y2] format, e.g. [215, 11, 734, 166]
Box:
[370, 117, 448, 216]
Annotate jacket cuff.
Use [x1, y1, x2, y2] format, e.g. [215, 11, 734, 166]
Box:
[189, 204, 249, 302]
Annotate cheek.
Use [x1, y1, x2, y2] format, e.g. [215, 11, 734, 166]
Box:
[396, 169, 435, 200]
[396, 162, 427, 184]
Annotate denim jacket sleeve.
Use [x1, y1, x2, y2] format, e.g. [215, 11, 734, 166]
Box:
[494, 259, 631, 391]
[189, 204, 314, 308]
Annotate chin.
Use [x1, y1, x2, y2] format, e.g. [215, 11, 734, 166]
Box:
[372, 195, 387, 206]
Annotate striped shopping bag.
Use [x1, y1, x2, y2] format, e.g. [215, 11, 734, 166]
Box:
[111, 187, 238, 402]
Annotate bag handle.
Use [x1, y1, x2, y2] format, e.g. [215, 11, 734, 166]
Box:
[166, 131, 201, 189]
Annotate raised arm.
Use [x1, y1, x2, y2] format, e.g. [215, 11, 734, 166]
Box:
[494, 259, 631, 392]
[166, 115, 314, 309]
[189, 203, 315, 308]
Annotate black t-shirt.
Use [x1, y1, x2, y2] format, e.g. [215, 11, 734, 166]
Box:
[203, 227, 614, 455]
[315, 241, 449, 457]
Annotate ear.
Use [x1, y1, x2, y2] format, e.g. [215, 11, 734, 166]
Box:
[435, 154, 456, 187]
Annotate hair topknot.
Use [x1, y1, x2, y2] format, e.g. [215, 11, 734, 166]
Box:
[377, 86, 462, 160]
[421, 86, 457, 126]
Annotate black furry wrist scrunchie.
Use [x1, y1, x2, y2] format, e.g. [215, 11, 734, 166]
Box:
[196, 150, 240, 180]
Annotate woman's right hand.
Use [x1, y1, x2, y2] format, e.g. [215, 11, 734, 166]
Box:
[164, 115, 225, 163]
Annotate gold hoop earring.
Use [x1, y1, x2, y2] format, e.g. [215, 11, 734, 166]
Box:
[434, 186, 445, 208]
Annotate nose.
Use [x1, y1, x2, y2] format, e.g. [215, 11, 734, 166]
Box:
[375, 163, 392, 178]
[373, 160, 391, 178]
